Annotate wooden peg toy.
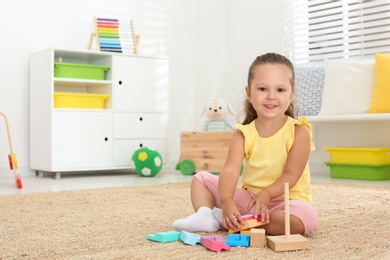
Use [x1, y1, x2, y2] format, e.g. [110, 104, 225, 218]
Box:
[266, 183, 310, 251]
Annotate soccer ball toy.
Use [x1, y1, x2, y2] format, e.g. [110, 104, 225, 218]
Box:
[132, 147, 163, 177]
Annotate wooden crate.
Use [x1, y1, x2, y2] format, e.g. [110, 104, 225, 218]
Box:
[180, 131, 234, 172]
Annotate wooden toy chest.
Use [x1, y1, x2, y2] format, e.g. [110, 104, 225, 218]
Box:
[177, 131, 234, 174]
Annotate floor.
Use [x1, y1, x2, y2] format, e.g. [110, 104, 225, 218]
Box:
[1, 164, 389, 196]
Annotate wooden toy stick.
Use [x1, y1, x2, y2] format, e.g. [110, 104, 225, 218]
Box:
[266, 182, 309, 251]
[284, 182, 290, 239]
[0, 112, 22, 188]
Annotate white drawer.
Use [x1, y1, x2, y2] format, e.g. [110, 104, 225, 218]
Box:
[114, 113, 167, 138]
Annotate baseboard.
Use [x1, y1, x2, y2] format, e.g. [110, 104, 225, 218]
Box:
[309, 162, 330, 175]
[0, 166, 34, 176]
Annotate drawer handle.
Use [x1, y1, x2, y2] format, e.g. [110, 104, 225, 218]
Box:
[104, 137, 108, 141]
[139, 117, 143, 121]
[118, 80, 122, 85]
[139, 143, 143, 147]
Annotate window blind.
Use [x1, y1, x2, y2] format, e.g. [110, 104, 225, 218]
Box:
[282, 0, 390, 64]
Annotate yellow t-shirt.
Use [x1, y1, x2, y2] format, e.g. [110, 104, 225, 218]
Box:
[236, 116, 314, 204]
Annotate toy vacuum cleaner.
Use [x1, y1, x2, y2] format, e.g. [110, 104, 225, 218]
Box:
[0, 112, 22, 188]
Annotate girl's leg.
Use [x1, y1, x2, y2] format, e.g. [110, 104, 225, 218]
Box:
[191, 175, 215, 210]
[263, 210, 305, 235]
[172, 171, 255, 232]
[261, 199, 318, 235]
[172, 171, 221, 232]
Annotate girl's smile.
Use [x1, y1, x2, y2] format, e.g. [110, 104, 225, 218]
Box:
[246, 63, 294, 120]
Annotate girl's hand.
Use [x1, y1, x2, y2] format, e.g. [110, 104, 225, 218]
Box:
[246, 190, 271, 223]
[221, 199, 245, 231]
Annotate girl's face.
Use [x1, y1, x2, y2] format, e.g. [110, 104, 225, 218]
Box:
[246, 63, 294, 119]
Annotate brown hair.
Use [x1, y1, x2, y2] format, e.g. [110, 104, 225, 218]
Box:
[242, 52, 297, 125]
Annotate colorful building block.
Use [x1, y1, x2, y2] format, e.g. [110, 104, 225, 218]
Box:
[241, 214, 255, 221]
[201, 236, 231, 252]
[226, 234, 250, 247]
[200, 235, 223, 245]
[250, 228, 266, 247]
[146, 231, 181, 243]
[229, 217, 267, 233]
[180, 231, 201, 246]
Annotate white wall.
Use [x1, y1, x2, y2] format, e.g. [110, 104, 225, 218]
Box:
[167, 0, 283, 165]
[225, 0, 284, 121]
[0, 0, 282, 176]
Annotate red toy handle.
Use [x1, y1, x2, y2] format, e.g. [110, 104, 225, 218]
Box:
[16, 175, 22, 189]
[8, 154, 13, 169]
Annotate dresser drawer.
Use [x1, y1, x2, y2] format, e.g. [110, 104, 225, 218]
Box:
[114, 113, 167, 138]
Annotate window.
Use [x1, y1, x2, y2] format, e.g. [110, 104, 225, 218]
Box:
[282, 0, 390, 64]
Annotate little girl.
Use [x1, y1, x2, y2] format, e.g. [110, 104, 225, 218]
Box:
[173, 53, 318, 235]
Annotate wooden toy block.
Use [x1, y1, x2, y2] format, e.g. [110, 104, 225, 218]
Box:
[180, 231, 201, 246]
[267, 234, 310, 251]
[146, 231, 181, 243]
[201, 237, 231, 252]
[240, 230, 251, 235]
[266, 183, 310, 251]
[250, 228, 265, 247]
[229, 217, 267, 233]
[226, 234, 250, 247]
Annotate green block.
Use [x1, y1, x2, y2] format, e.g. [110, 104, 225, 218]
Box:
[146, 231, 181, 243]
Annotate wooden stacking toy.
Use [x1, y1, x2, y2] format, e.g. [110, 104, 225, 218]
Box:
[266, 182, 310, 251]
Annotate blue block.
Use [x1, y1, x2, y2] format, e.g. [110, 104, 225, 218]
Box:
[226, 234, 250, 247]
[180, 231, 201, 246]
[146, 231, 181, 243]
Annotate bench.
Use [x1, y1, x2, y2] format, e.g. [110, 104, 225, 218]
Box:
[306, 114, 390, 173]
[294, 55, 390, 174]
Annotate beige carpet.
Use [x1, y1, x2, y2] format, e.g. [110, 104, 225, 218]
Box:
[0, 181, 389, 259]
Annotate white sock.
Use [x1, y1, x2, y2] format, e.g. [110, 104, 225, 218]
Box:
[212, 207, 223, 227]
[172, 206, 220, 232]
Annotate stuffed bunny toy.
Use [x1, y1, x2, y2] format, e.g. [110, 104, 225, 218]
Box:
[201, 97, 235, 131]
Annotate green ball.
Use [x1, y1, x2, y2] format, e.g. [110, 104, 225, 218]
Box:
[131, 147, 163, 177]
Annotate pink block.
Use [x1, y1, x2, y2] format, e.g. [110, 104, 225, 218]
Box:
[242, 214, 254, 221]
[200, 235, 223, 246]
[242, 214, 262, 222]
[202, 238, 231, 252]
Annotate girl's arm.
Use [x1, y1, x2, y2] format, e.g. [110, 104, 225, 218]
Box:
[218, 130, 245, 230]
[247, 124, 311, 222]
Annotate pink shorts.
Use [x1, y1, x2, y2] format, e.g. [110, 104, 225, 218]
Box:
[195, 171, 318, 234]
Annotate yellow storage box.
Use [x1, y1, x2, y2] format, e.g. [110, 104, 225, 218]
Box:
[325, 147, 390, 164]
[54, 93, 109, 109]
